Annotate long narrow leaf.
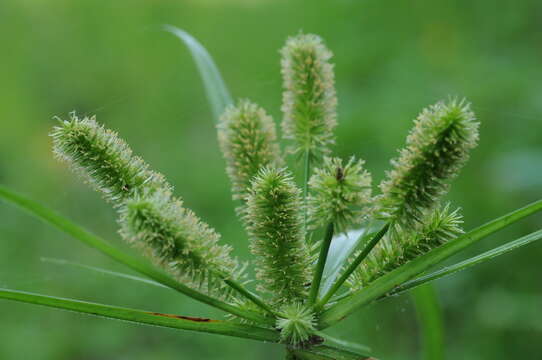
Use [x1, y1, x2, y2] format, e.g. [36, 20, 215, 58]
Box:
[0, 185, 270, 325]
[164, 25, 233, 120]
[0, 288, 278, 342]
[411, 284, 444, 360]
[319, 199, 542, 328]
[41, 257, 167, 289]
[319, 228, 370, 297]
[390, 228, 542, 296]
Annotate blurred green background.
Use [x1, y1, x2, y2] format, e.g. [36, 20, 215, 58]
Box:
[1, 1, 541, 359]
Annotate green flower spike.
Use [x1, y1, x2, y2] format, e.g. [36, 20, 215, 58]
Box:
[378, 99, 479, 228]
[217, 100, 283, 205]
[280, 33, 337, 161]
[276, 303, 316, 347]
[350, 204, 464, 291]
[119, 188, 244, 300]
[308, 156, 373, 232]
[245, 167, 312, 304]
[51, 113, 170, 205]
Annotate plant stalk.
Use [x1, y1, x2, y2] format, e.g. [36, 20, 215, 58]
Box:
[303, 149, 311, 237]
[308, 222, 334, 305]
[223, 278, 278, 317]
[314, 223, 390, 312]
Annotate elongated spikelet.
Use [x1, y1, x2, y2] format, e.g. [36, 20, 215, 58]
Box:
[245, 168, 312, 304]
[378, 99, 479, 227]
[281, 33, 337, 160]
[218, 100, 283, 203]
[51, 113, 170, 205]
[308, 156, 372, 231]
[276, 303, 316, 347]
[349, 204, 463, 291]
[119, 189, 244, 299]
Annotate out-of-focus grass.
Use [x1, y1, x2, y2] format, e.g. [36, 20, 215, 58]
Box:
[0, 1, 541, 359]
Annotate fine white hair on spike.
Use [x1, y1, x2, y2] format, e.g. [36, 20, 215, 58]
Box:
[280, 33, 338, 162]
[244, 167, 312, 305]
[217, 99, 283, 206]
[308, 156, 373, 232]
[378, 99, 479, 228]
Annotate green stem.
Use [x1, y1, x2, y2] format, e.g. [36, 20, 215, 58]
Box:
[0, 185, 271, 325]
[223, 278, 278, 317]
[319, 199, 542, 328]
[314, 223, 390, 312]
[411, 284, 444, 360]
[303, 150, 311, 236]
[308, 223, 334, 305]
[0, 288, 279, 342]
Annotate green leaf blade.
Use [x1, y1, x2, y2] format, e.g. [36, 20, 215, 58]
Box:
[391, 228, 542, 296]
[319, 199, 542, 328]
[165, 25, 232, 120]
[0, 185, 271, 325]
[0, 288, 279, 342]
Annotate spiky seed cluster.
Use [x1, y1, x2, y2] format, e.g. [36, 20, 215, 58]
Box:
[51, 113, 170, 205]
[276, 303, 316, 347]
[349, 204, 463, 291]
[308, 156, 372, 231]
[245, 168, 312, 304]
[280, 33, 337, 161]
[119, 188, 244, 299]
[218, 100, 283, 203]
[378, 99, 479, 228]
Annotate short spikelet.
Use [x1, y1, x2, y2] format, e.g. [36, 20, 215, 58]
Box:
[281, 33, 337, 161]
[51, 113, 170, 205]
[349, 204, 463, 291]
[217, 100, 283, 203]
[276, 303, 316, 347]
[245, 168, 312, 304]
[119, 188, 244, 300]
[308, 156, 372, 232]
[378, 99, 479, 228]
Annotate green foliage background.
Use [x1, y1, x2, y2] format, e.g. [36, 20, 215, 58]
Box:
[0, 1, 541, 359]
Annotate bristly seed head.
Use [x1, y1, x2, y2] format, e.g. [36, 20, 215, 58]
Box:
[119, 188, 245, 300]
[378, 99, 479, 228]
[280, 33, 337, 162]
[217, 100, 283, 204]
[50, 113, 170, 205]
[349, 204, 464, 291]
[244, 167, 312, 305]
[276, 303, 316, 347]
[308, 156, 373, 232]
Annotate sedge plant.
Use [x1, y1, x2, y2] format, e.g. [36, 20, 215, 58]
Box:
[1, 28, 542, 360]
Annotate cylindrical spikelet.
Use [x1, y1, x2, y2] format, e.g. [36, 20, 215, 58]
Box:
[280, 33, 337, 161]
[119, 188, 244, 299]
[217, 100, 283, 203]
[50, 113, 170, 205]
[349, 204, 463, 291]
[308, 156, 372, 232]
[276, 303, 316, 347]
[378, 99, 479, 228]
[244, 168, 312, 304]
